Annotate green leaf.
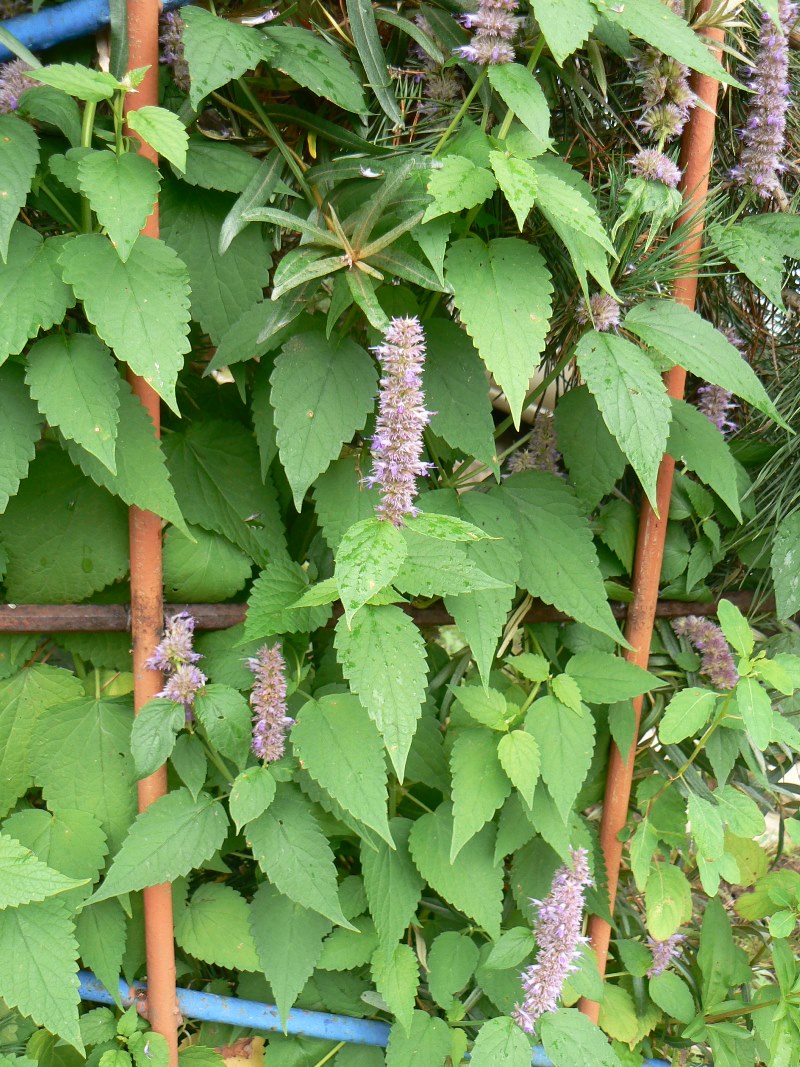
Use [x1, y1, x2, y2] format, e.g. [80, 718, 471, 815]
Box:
[65, 379, 188, 535]
[408, 803, 503, 938]
[395, 528, 508, 597]
[667, 398, 741, 520]
[711, 214, 800, 310]
[0, 449, 128, 602]
[531, 0, 597, 63]
[0, 115, 38, 260]
[271, 331, 377, 509]
[716, 599, 754, 659]
[164, 525, 252, 602]
[554, 385, 626, 511]
[314, 456, 381, 551]
[180, 138, 262, 194]
[18, 85, 82, 148]
[489, 63, 551, 150]
[371, 943, 419, 1034]
[497, 730, 541, 807]
[735, 677, 772, 749]
[170, 735, 207, 801]
[470, 1016, 532, 1067]
[527, 158, 615, 256]
[26, 334, 120, 474]
[335, 518, 407, 623]
[292, 694, 392, 844]
[502, 472, 625, 643]
[264, 25, 367, 113]
[181, 7, 275, 109]
[772, 513, 800, 620]
[31, 62, 119, 101]
[483, 927, 535, 971]
[0, 832, 88, 907]
[220, 150, 284, 253]
[334, 606, 428, 779]
[175, 883, 260, 971]
[77, 900, 126, 1009]
[422, 157, 496, 222]
[249, 881, 331, 1028]
[566, 650, 663, 704]
[714, 785, 764, 838]
[246, 558, 331, 638]
[0, 899, 82, 1049]
[346, 0, 403, 125]
[77, 151, 160, 262]
[361, 817, 423, 950]
[575, 330, 670, 508]
[525, 696, 595, 820]
[0, 225, 74, 363]
[229, 766, 276, 832]
[539, 1008, 621, 1067]
[645, 863, 692, 939]
[404, 512, 489, 543]
[126, 107, 188, 172]
[247, 787, 354, 928]
[446, 237, 553, 427]
[194, 684, 252, 770]
[129, 699, 184, 780]
[89, 789, 228, 904]
[385, 1011, 451, 1067]
[0, 363, 41, 513]
[624, 300, 784, 427]
[317, 914, 378, 970]
[659, 687, 717, 744]
[160, 181, 271, 344]
[427, 930, 479, 1011]
[453, 685, 509, 731]
[59, 233, 190, 414]
[450, 730, 511, 860]
[489, 152, 536, 230]
[552, 673, 582, 713]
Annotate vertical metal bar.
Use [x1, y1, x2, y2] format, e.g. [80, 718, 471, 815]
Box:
[123, 4, 179, 1062]
[580, 12, 725, 1023]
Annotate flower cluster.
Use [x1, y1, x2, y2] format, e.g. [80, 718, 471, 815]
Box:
[365, 316, 433, 526]
[0, 59, 34, 115]
[456, 0, 520, 66]
[631, 147, 682, 189]
[646, 932, 685, 978]
[146, 612, 207, 719]
[637, 2, 695, 144]
[507, 415, 560, 476]
[576, 292, 622, 333]
[696, 327, 745, 436]
[673, 616, 739, 690]
[410, 14, 464, 115]
[248, 644, 293, 763]
[513, 848, 593, 1034]
[159, 11, 191, 94]
[732, 0, 797, 199]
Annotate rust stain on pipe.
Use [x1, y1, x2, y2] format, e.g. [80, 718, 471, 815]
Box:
[580, 13, 725, 1024]
[123, 3, 179, 1062]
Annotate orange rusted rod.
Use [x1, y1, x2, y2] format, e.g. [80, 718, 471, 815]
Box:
[580, 15, 725, 1024]
[123, 2, 179, 1062]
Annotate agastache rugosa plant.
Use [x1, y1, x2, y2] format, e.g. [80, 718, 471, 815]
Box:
[673, 616, 739, 689]
[146, 611, 207, 720]
[248, 644, 293, 762]
[159, 11, 191, 94]
[507, 415, 561, 476]
[513, 847, 593, 1034]
[630, 147, 683, 188]
[637, 2, 696, 144]
[365, 316, 433, 526]
[576, 292, 622, 332]
[646, 932, 685, 977]
[696, 328, 745, 436]
[456, 0, 520, 66]
[0, 59, 34, 114]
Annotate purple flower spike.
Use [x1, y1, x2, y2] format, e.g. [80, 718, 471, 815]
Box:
[455, 0, 520, 66]
[248, 644, 293, 763]
[0, 59, 34, 114]
[365, 316, 433, 526]
[508, 416, 560, 476]
[636, 6, 696, 147]
[576, 292, 622, 333]
[147, 611, 207, 721]
[696, 327, 745, 436]
[631, 148, 683, 188]
[673, 616, 739, 690]
[159, 11, 191, 94]
[646, 932, 685, 978]
[512, 847, 593, 1034]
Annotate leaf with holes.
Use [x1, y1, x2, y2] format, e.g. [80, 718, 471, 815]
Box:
[77, 151, 160, 261]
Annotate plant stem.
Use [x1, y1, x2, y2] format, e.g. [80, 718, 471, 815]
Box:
[38, 181, 81, 232]
[432, 69, 488, 158]
[80, 100, 97, 233]
[201, 739, 236, 784]
[238, 80, 315, 204]
[311, 1043, 345, 1067]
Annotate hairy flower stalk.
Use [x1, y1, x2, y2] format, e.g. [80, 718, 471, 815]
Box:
[146, 611, 207, 720]
[0, 59, 34, 114]
[646, 933, 685, 978]
[513, 848, 593, 1034]
[159, 11, 191, 94]
[733, 0, 797, 198]
[456, 0, 521, 66]
[576, 292, 622, 332]
[248, 644, 293, 763]
[365, 316, 433, 526]
[637, 2, 696, 145]
[673, 616, 739, 689]
[508, 415, 560, 476]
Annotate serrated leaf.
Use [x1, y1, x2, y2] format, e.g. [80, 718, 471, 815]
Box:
[182, 7, 275, 109]
[575, 330, 670, 508]
[566, 650, 663, 704]
[716, 599, 753, 659]
[528, 159, 615, 256]
[0, 225, 74, 364]
[555, 385, 626, 511]
[170, 734, 208, 801]
[404, 512, 488, 543]
[773, 513, 800, 620]
[648, 971, 696, 1025]
[710, 214, 800, 311]
[77, 900, 127, 1009]
[194, 684, 252, 770]
[423, 157, 496, 222]
[77, 151, 160, 261]
[361, 817, 423, 950]
[667, 398, 741, 520]
[427, 930, 478, 1011]
[489, 63, 550, 150]
[489, 151, 536, 230]
[539, 1008, 621, 1067]
[453, 685, 508, 731]
[164, 525, 252, 602]
[446, 237, 553, 426]
[175, 883, 260, 971]
[26, 334, 120, 474]
[552, 673, 582, 713]
[180, 138, 262, 193]
[470, 1016, 532, 1066]
[314, 456, 381, 551]
[30, 63, 119, 101]
[291, 694, 392, 844]
[0, 363, 40, 513]
[247, 788, 354, 928]
[88, 789, 228, 903]
[371, 943, 419, 1033]
[497, 731, 540, 807]
[395, 529, 508, 597]
[525, 696, 595, 820]
[450, 730, 511, 860]
[17, 85, 81, 148]
[483, 926, 536, 970]
[317, 913, 378, 970]
[271, 331, 377, 509]
[245, 557, 330, 638]
[129, 699, 184, 780]
[229, 766, 276, 832]
[59, 233, 190, 413]
[264, 25, 367, 113]
[335, 518, 407, 622]
[249, 881, 330, 1028]
[0, 832, 88, 908]
[645, 863, 692, 940]
[335, 606, 428, 779]
[385, 1010, 451, 1067]
[735, 677, 772, 749]
[658, 687, 717, 744]
[532, 0, 597, 64]
[0, 114, 39, 261]
[408, 803, 503, 938]
[126, 107, 188, 172]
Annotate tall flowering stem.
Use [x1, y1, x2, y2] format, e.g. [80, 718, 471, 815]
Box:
[637, 2, 695, 145]
[513, 847, 593, 1034]
[248, 644, 292, 763]
[365, 316, 432, 526]
[672, 616, 739, 690]
[146, 611, 207, 721]
[456, 0, 520, 66]
[507, 415, 561, 477]
[159, 11, 191, 94]
[646, 933, 685, 978]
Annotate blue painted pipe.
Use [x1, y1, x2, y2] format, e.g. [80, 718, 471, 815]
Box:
[77, 971, 674, 1065]
[0, 0, 189, 62]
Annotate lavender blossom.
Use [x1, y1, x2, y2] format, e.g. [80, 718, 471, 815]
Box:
[455, 0, 520, 66]
[576, 292, 622, 332]
[732, 0, 797, 199]
[365, 316, 433, 526]
[159, 11, 191, 94]
[248, 644, 293, 763]
[646, 933, 685, 978]
[673, 616, 739, 690]
[636, 4, 695, 145]
[0, 59, 34, 114]
[507, 416, 560, 476]
[631, 148, 683, 189]
[512, 847, 593, 1034]
[146, 611, 207, 720]
[696, 327, 745, 435]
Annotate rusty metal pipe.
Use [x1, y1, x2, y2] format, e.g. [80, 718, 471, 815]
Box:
[579, 15, 725, 1023]
[123, 3, 179, 1061]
